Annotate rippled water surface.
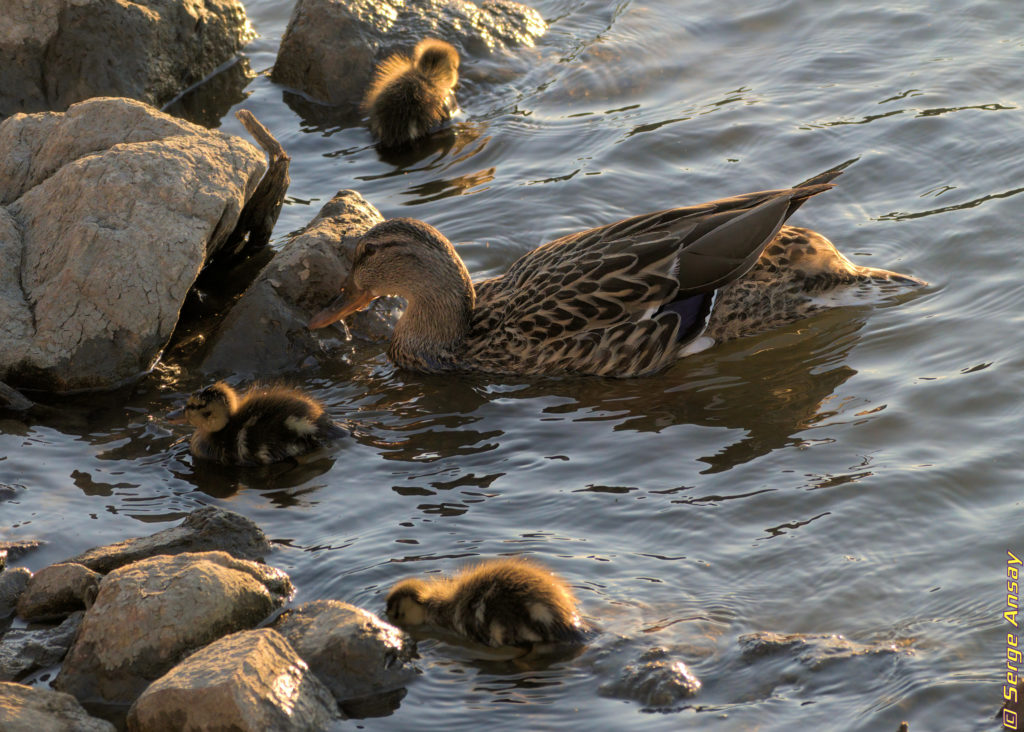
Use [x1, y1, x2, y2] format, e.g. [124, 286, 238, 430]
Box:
[3, 1, 1023, 729]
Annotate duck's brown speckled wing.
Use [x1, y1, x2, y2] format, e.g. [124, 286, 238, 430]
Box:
[465, 175, 840, 377]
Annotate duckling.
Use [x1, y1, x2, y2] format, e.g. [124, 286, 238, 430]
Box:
[309, 161, 925, 377]
[363, 38, 460, 148]
[167, 382, 347, 466]
[385, 558, 589, 649]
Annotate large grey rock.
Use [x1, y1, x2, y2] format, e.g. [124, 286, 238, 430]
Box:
[0, 567, 31, 619]
[1, 0, 252, 117]
[199, 190, 399, 376]
[16, 564, 101, 622]
[0, 682, 115, 732]
[63, 505, 272, 574]
[126, 628, 338, 731]
[0, 611, 83, 682]
[272, 599, 418, 704]
[54, 551, 293, 705]
[0, 97, 265, 391]
[272, 0, 546, 105]
[597, 646, 702, 710]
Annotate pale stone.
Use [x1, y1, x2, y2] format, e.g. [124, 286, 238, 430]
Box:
[126, 628, 337, 731]
[54, 551, 293, 705]
[63, 506, 271, 574]
[0, 681, 115, 732]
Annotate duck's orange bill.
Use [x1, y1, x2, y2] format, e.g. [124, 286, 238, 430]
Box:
[308, 288, 374, 329]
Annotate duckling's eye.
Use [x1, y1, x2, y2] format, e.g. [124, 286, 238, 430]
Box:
[362, 242, 378, 258]
[202, 410, 211, 418]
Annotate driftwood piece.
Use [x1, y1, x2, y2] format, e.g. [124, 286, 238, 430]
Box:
[221, 109, 291, 259]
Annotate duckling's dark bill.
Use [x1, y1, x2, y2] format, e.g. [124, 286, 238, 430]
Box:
[309, 288, 374, 329]
[166, 407, 187, 424]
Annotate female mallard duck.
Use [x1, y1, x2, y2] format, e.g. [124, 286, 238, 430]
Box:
[386, 558, 588, 649]
[167, 382, 347, 466]
[363, 38, 460, 148]
[309, 162, 924, 377]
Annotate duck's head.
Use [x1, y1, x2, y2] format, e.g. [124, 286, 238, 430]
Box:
[309, 218, 474, 329]
[386, 577, 432, 627]
[414, 38, 459, 90]
[166, 382, 238, 432]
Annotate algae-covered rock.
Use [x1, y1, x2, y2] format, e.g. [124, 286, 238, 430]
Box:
[0, 97, 265, 391]
[272, 599, 419, 704]
[16, 563, 100, 622]
[0, 0, 252, 116]
[272, 0, 546, 105]
[200, 189, 399, 376]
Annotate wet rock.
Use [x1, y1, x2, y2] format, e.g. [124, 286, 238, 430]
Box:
[0, 681, 115, 732]
[0, 541, 44, 562]
[738, 631, 913, 670]
[55, 551, 293, 705]
[597, 647, 702, 710]
[1, 0, 252, 116]
[63, 505, 271, 574]
[16, 564, 101, 622]
[272, 599, 418, 710]
[199, 190, 399, 376]
[0, 382, 34, 412]
[126, 628, 337, 731]
[272, 0, 546, 106]
[0, 611, 83, 682]
[0, 97, 266, 392]
[0, 568, 31, 619]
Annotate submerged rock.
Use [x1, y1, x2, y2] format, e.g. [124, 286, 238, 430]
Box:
[272, 599, 418, 710]
[738, 631, 913, 670]
[0, 681, 115, 732]
[54, 551, 292, 705]
[0, 97, 266, 392]
[272, 0, 546, 106]
[0, 541, 44, 562]
[0, 568, 31, 619]
[16, 563, 101, 622]
[199, 190, 399, 376]
[597, 646, 702, 710]
[0, 611, 83, 683]
[126, 628, 338, 731]
[62, 505, 272, 573]
[1, 0, 252, 116]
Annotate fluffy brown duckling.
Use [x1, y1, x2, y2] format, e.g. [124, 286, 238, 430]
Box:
[385, 558, 589, 649]
[167, 382, 347, 466]
[363, 38, 460, 148]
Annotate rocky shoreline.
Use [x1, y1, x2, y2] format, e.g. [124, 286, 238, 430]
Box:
[0, 507, 419, 729]
[0, 505, 922, 730]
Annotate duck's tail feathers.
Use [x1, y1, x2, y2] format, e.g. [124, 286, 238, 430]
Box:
[786, 158, 861, 217]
